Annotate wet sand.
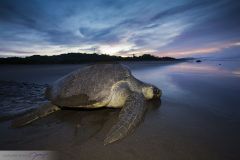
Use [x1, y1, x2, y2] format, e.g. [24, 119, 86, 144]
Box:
[0, 60, 240, 160]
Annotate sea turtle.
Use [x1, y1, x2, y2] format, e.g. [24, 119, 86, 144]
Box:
[12, 63, 162, 144]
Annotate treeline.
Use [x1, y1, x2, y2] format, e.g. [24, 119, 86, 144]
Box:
[0, 53, 176, 64]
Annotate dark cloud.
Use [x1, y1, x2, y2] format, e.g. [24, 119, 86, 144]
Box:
[0, 0, 46, 31]
[150, 0, 219, 21]
[0, 0, 240, 57]
[79, 27, 115, 41]
[0, 47, 36, 54]
[159, 0, 240, 52]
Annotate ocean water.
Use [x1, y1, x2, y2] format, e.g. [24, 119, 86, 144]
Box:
[0, 60, 239, 160]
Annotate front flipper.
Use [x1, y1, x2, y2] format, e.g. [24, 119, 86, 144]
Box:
[104, 92, 146, 145]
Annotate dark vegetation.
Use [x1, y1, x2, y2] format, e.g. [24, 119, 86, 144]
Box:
[0, 53, 177, 64]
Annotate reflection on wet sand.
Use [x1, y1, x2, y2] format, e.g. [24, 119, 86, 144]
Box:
[52, 99, 161, 146]
[0, 80, 161, 150]
[0, 61, 240, 160]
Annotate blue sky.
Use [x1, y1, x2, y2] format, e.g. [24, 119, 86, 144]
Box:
[0, 0, 240, 58]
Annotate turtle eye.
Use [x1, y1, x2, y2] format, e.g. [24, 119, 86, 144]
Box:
[153, 87, 157, 94]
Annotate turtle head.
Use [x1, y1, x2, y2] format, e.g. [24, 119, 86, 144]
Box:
[142, 85, 162, 100]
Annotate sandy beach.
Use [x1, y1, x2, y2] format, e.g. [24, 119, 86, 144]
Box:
[0, 60, 240, 160]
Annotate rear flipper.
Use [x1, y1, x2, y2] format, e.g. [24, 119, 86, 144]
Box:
[11, 102, 60, 128]
[104, 92, 147, 145]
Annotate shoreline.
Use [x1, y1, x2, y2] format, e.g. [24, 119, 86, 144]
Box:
[0, 61, 239, 160]
[0, 59, 186, 65]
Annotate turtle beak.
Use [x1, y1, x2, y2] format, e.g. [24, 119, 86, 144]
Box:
[158, 89, 162, 98]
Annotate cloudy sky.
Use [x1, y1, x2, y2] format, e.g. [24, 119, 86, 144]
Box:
[0, 0, 240, 58]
